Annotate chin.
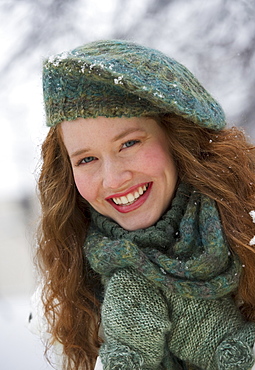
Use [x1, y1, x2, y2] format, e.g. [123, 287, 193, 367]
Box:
[116, 214, 159, 231]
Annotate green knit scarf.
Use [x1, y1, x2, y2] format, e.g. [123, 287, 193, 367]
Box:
[84, 183, 255, 369]
[85, 182, 241, 299]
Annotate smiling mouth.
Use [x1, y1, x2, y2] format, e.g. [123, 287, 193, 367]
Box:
[111, 183, 149, 206]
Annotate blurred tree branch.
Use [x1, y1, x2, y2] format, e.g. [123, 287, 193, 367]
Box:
[0, 0, 254, 134]
[1, 0, 79, 75]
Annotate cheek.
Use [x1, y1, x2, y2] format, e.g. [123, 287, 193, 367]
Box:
[73, 172, 96, 203]
[139, 144, 176, 178]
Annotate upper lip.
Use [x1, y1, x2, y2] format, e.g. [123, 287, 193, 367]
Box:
[105, 182, 150, 200]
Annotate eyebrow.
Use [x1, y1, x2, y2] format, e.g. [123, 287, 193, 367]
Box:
[70, 127, 145, 159]
[70, 148, 90, 159]
[112, 127, 145, 141]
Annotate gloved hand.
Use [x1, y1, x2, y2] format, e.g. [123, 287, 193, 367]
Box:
[166, 291, 255, 370]
[100, 267, 255, 370]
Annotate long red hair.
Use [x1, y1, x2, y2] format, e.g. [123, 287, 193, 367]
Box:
[159, 114, 255, 319]
[36, 113, 255, 369]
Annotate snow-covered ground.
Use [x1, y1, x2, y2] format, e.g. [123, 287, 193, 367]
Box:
[0, 196, 103, 369]
[0, 197, 52, 370]
[0, 295, 52, 370]
[0, 296, 103, 370]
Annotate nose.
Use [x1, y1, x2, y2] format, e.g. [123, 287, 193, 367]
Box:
[102, 157, 132, 190]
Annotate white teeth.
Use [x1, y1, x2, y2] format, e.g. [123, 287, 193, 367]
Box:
[113, 197, 120, 204]
[127, 193, 135, 202]
[120, 196, 129, 204]
[138, 186, 143, 195]
[134, 191, 140, 199]
[112, 184, 149, 205]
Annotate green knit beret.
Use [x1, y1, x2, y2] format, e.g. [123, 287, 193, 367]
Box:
[43, 39, 226, 130]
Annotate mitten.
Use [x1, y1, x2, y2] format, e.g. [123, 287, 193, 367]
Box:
[100, 267, 173, 369]
[166, 292, 255, 370]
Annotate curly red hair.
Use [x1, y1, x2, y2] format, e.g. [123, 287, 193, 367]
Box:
[36, 113, 255, 369]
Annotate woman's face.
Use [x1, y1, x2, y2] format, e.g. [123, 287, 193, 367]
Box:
[61, 116, 178, 231]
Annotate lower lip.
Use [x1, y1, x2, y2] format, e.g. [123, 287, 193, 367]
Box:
[108, 183, 152, 213]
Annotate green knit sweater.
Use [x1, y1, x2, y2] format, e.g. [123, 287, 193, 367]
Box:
[85, 184, 255, 369]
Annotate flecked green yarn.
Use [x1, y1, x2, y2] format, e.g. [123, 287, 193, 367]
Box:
[100, 268, 187, 369]
[86, 183, 241, 299]
[216, 338, 254, 369]
[100, 342, 145, 369]
[43, 39, 226, 129]
[98, 267, 255, 369]
[165, 292, 255, 369]
[84, 183, 255, 369]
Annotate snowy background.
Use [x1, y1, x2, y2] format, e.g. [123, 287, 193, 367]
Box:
[0, 0, 254, 369]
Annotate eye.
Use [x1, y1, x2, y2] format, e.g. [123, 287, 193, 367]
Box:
[78, 156, 96, 165]
[122, 140, 140, 149]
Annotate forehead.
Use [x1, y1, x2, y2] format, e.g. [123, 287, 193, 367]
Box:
[61, 116, 159, 139]
[60, 116, 166, 157]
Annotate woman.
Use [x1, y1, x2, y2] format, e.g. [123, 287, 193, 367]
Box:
[35, 40, 255, 369]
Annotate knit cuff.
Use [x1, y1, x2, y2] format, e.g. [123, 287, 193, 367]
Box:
[99, 343, 144, 369]
[216, 321, 255, 370]
[216, 338, 255, 370]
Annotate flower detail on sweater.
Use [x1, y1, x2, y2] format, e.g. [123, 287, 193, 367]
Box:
[84, 183, 255, 369]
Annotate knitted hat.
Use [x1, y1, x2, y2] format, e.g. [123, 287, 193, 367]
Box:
[43, 39, 226, 130]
